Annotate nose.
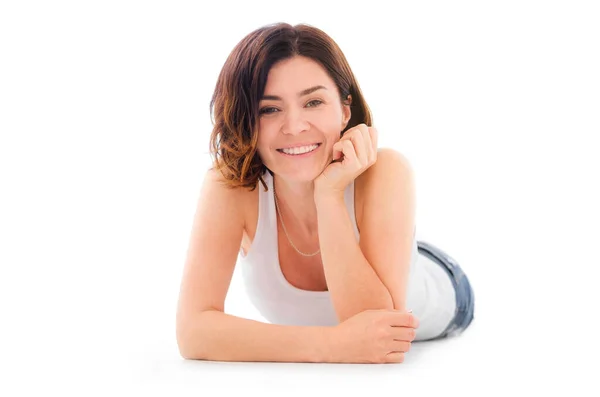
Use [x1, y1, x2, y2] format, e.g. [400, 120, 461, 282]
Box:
[282, 107, 310, 136]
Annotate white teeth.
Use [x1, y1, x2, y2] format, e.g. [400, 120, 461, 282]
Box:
[280, 144, 319, 155]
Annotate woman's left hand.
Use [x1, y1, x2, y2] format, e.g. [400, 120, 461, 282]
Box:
[314, 123, 378, 200]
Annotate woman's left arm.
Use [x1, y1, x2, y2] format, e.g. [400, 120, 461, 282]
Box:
[315, 148, 416, 323]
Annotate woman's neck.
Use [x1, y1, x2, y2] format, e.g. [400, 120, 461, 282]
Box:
[272, 173, 319, 238]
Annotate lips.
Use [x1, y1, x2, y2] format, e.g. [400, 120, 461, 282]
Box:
[276, 143, 322, 157]
[276, 143, 321, 153]
[277, 142, 321, 150]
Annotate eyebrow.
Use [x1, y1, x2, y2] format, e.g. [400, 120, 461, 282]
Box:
[261, 85, 327, 101]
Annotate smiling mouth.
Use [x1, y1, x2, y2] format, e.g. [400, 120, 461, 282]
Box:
[276, 143, 321, 155]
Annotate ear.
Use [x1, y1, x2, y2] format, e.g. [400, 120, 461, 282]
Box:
[341, 94, 352, 129]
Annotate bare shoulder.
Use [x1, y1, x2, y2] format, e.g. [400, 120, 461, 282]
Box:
[357, 147, 414, 190]
[374, 147, 414, 171]
[355, 148, 415, 228]
[203, 168, 250, 222]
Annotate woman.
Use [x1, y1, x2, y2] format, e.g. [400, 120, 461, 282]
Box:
[176, 22, 475, 364]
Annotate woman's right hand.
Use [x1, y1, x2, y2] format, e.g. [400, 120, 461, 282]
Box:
[326, 309, 419, 364]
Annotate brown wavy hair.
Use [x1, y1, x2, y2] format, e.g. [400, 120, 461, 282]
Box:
[208, 22, 373, 192]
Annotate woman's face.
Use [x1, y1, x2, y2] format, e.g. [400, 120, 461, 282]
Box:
[256, 55, 351, 182]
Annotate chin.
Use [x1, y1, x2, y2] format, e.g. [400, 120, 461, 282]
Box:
[267, 156, 328, 181]
[276, 168, 320, 182]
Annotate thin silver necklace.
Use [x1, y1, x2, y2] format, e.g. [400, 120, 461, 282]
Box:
[273, 177, 321, 257]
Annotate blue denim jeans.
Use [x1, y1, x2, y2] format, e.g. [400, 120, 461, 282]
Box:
[416, 241, 475, 339]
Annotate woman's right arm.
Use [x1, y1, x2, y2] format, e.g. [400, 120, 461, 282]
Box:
[175, 169, 334, 363]
[179, 310, 333, 362]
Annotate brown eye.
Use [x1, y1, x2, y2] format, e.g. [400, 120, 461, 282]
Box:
[306, 100, 323, 107]
[259, 107, 278, 115]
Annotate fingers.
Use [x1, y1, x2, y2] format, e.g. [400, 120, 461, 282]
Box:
[370, 126, 378, 152]
[341, 140, 357, 163]
[339, 123, 377, 166]
[390, 325, 416, 342]
[332, 139, 356, 163]
[384, 311, 420, 329]
[347, 133, 366, 164]
[389, 339, 412, 353]
[332, 140, 344, 161]
[355, 124, 376, 163]
[385, 352, 405, 364]
[358, 125, 376, 164]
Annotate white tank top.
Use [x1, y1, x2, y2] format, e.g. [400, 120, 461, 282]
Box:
[238, 170, 456, 341]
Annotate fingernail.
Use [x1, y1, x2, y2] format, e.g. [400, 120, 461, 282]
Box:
[408, 309, 413, 313]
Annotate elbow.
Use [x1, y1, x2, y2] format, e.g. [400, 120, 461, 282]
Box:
[176, 323, 195, 360]
[176, 314, 207, 360]
[176, 337, 195, 360]
[178, 346, 194, 360]
[178, 348, 202, 361]
[176, 308, 225, 360]
[176, 326, 207, 360]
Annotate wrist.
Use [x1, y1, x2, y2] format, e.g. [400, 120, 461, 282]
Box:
[314, 190, 345, 208]
[315, 326, 338, 363]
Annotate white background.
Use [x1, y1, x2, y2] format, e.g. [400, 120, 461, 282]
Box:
[1, 0, 598, 395]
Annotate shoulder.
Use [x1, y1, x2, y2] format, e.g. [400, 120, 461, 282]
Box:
[355, 148, 415, 226]
[356, 147, 415, 195]
[203, 168, 251, 223]
[373, 148, 414, 175]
